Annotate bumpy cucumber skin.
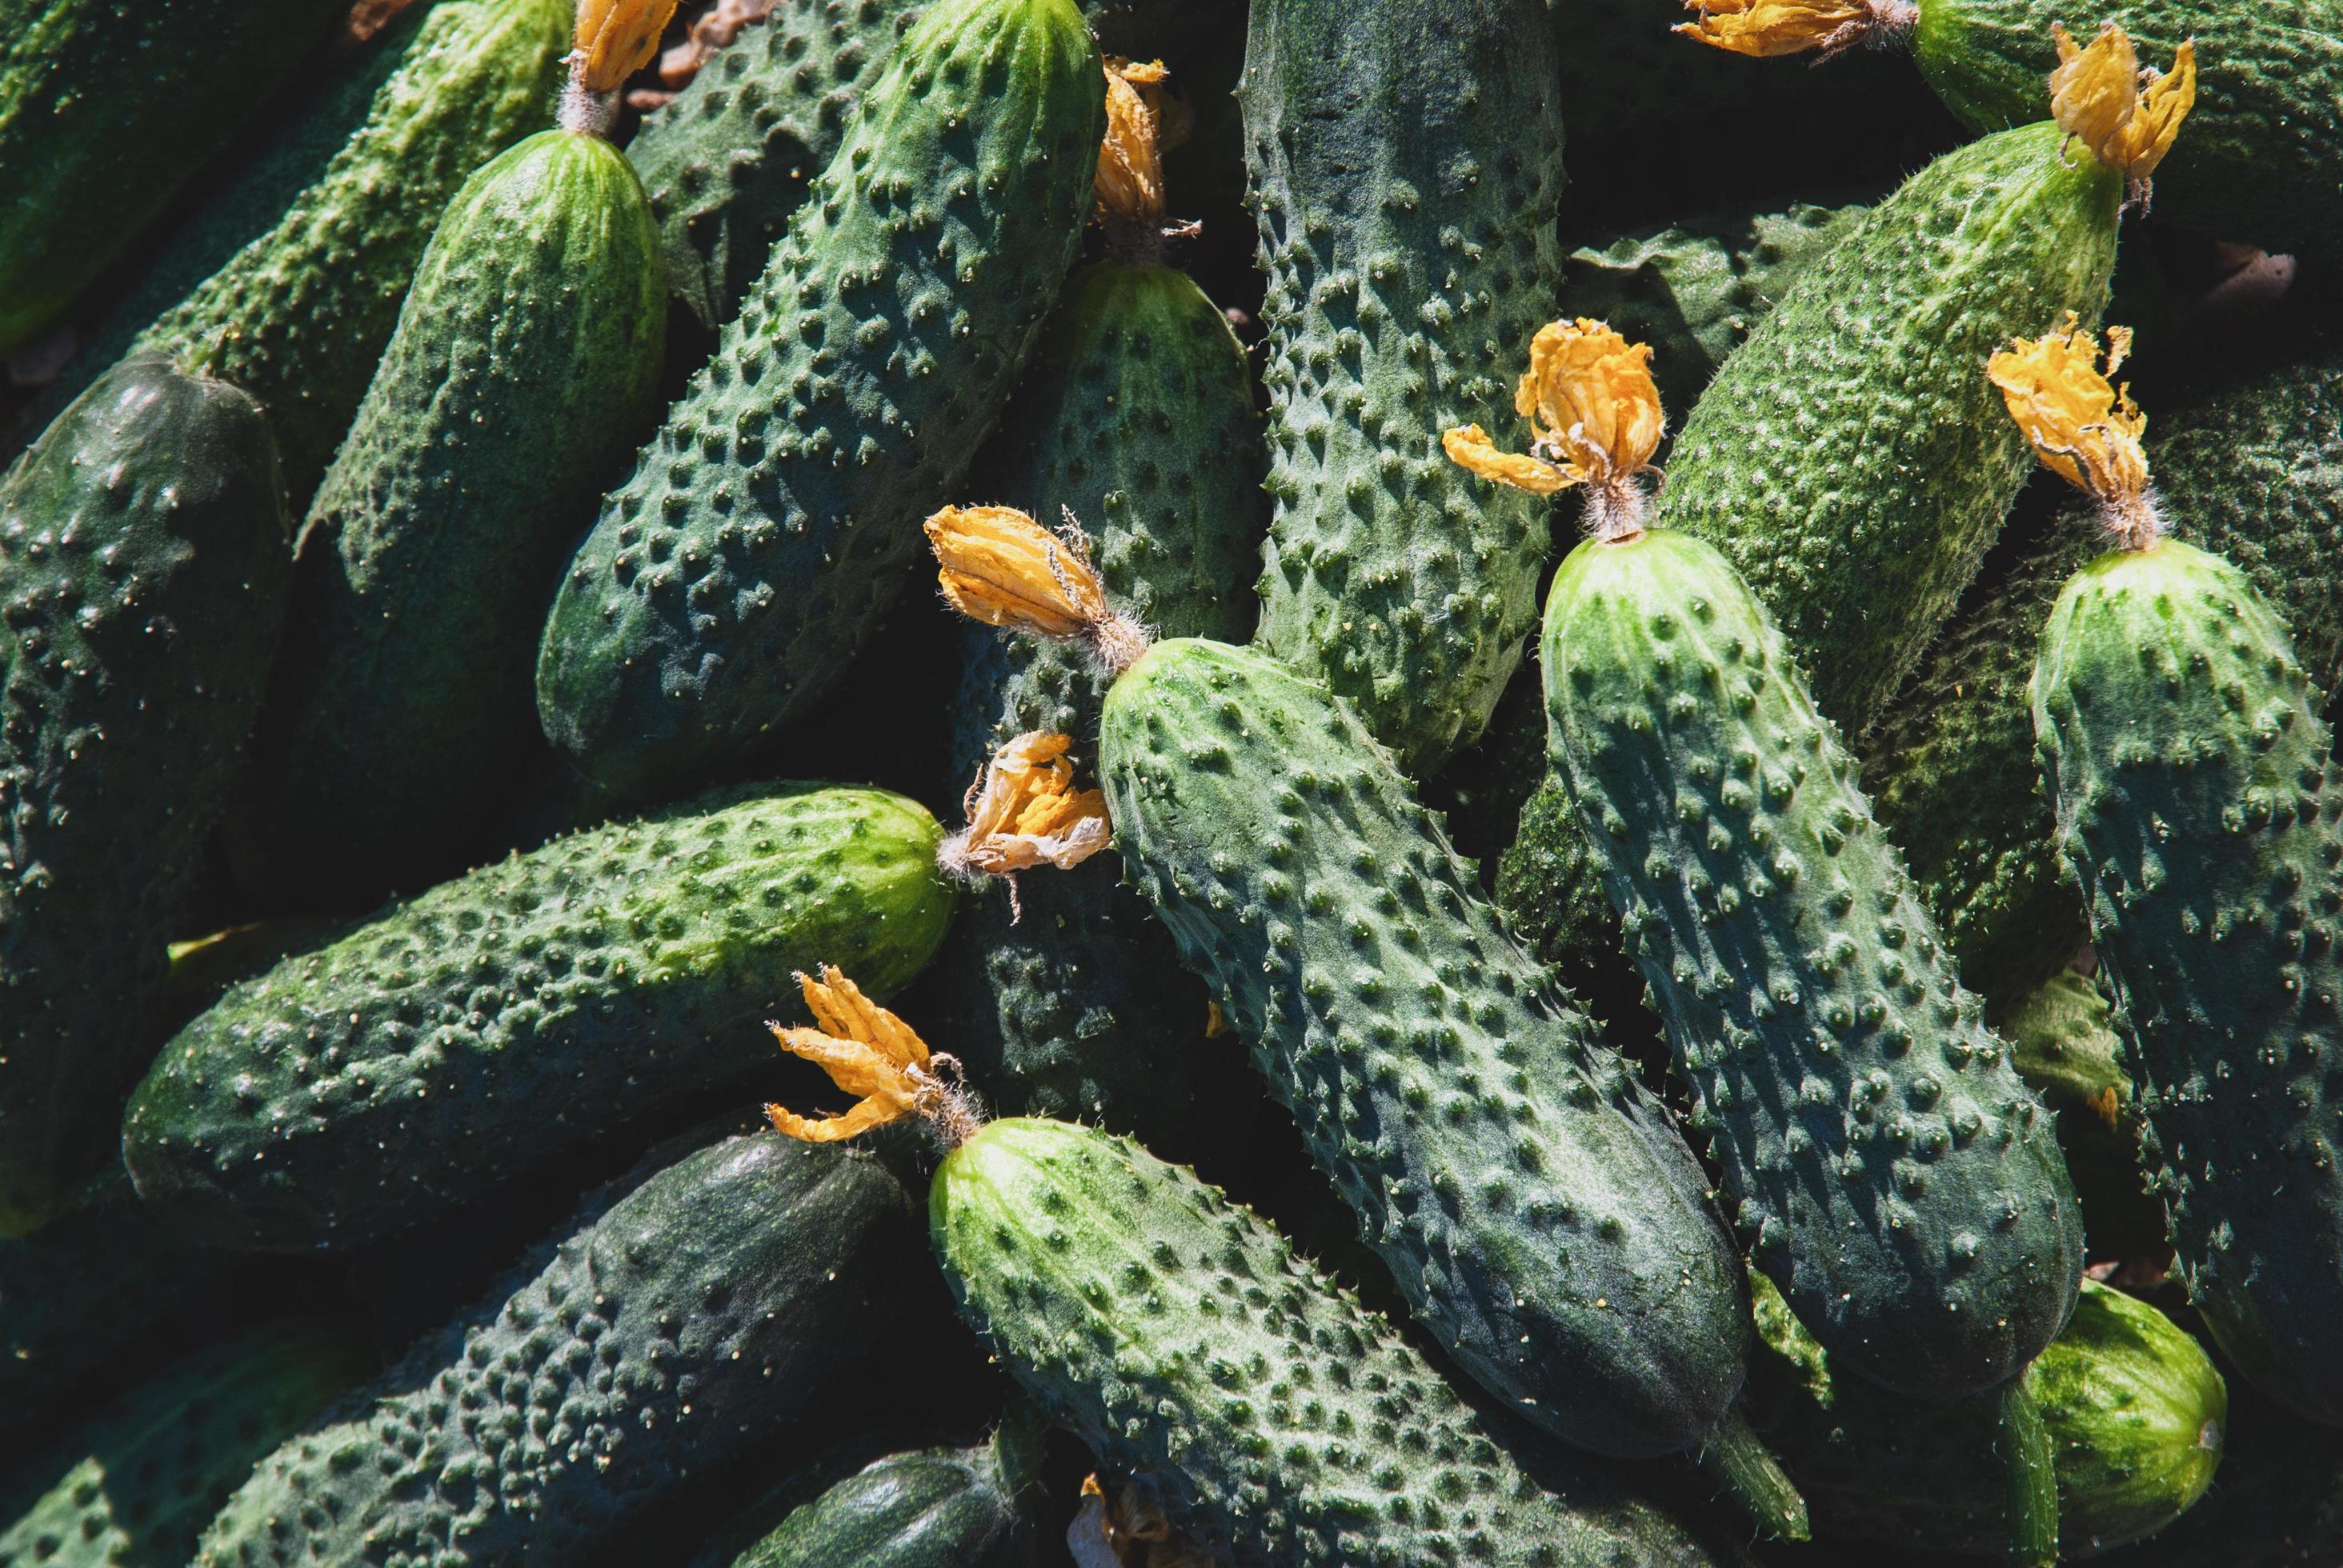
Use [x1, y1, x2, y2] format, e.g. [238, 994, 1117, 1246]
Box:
[944, 262, 1263, 1147]
[1243, 0, 1565, 775]
[1099, 638, 1747, 1458]
[719, 1430, 1040, 1568]
[0, 1321, 369, 1568]
[120, 0, 571, 504]
[629, 0, 923, 333]
[933, 1118, 1740, 1566]
[0, 0, 346, 354]
[235, 130, 667, 909]
[0, 357, 292, 1236]
[1544, 530, 2081, 1400]
[1914, 0, 2343, 258]
[196, 1134, 921, 1568]
[536, 0, 1103, 798]
[2002, 970, 2129, 1110]
[121, 785, 955, 1251]
[2034, 540, 2343, 1424]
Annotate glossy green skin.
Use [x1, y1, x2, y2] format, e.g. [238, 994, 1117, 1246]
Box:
[1244, 0, 1565, 775]
[0, 357, 291, 1235]
[195, 1134, 922, 1568]
[1913, 0, 2343, 258]
[1099, 638, 1748, 1458]
[1543, 531, 2081, 1399]
[235, 130, 667, 910]
[121, 784, 955, 1251]
[0, 0, 346, 354]
[2114, 1377, 2343, 1567]
[536, 0, 1103, 798]
[2035, 540, 2343, 1425]
[944, 261, 1263, 1149]
[717, 1427, 1041, 1568]
[932, 1118, 1740, 1566]
[629, 0, 923, 333]
[0, 1322, 369, 1568]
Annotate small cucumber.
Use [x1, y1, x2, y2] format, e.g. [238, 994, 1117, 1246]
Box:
[121, 783, 956, 1251]
[2001, 970, 2129, 1114]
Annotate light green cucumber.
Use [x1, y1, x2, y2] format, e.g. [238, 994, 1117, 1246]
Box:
[1542, 528, 2081, 1399]
[2002, 970, 2129, 1113]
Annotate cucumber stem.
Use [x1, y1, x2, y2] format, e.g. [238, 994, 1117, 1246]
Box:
[1696, 1404, 1810, 1542]
[1999, 1373, 2061, 1566]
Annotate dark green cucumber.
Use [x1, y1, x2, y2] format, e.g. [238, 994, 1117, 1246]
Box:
[932, 1118, 1744, 1566]
[705, 1420, 1043, 1568]
[0, 355, 292, 1235]
[234, 127, 667, 909]
[195, 1132, 923, 1568]
[627, 0, 923, 333]
[121, 783, 956, 1251]
[535, 0, 1103, 798]
[1243, 0, 1565, 774]
[1099, 638, 1747, 1458]
[1542, 529, 2081, 1399]
[0, 1320, 370, 1568]
[2033, 538, 2343, 1424]
[0, 0, 348, 354]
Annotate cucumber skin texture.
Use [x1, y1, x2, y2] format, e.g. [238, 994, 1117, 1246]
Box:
[1912, 0, 2343, 259]
[0, 1321, 370, 1568]
[0, 0, 346, 354]
[535, 0, 1104, 798]
[1243, 0, 1566, 775]
[931, 1118, 1738, 1567]
[2034, 540, 2343, 1424]
[2002, 970, 2129, 1110]
[1099, 638, 1748, 1459]
[719, 1432, 1039, 1568]
[196, 1134, 922, 1568]
[631, 0, 923, 333]
[235, 129, 667, 908]
[122, 0, 571, 505]
[0, 356, 292, 1236]
[1542, 530, 2081, 1400]
[120, 784, 957, 1252]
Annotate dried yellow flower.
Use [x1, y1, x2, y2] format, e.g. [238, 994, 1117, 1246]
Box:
[572, 0, 682, 91]
[2049, 22, 2197, 188]
[1674, 0, 1914, 58]
[1097, 59, 1170, 226]
[1071, 1474, 1219, 1568]
[764, 967, 980, 1146]
[924, 505, 1151, 672]
[1988, 313, 2157, 548]
[939, 732, 1111, 918]
[1442, 318, 1664, 539]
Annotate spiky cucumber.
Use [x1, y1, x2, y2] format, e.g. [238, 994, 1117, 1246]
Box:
[1542, 528, 2081, 1398]
[2033, 538, 2343, 1424]
[535, 0, 1103, 798]
[1242, 0, 1565, 774]
[0, 355, 292, 1235]
[121, 783, 956, 1251]
[932, 1117, 1744, 1565]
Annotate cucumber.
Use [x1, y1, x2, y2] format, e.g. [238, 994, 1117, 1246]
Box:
[233, 125, 667, 909]
[1243, 0, 1566, 774]
[535, 0, 1104, 798]
[2114, 1377, 2343, 1567]
[0, 1321, 370, 1568]
[1098, 637, 1748, 1459]
[2033, 536, 2343, 1424]
[0, 0, 349, 355]
[2002, 970, 2129, 1114]
[931, 1117, 1744, 1566]
[194, 1131, 923, 1567]
[1540, 527, 2082, 1399]
[121, 783, 957, 1250]
[0, 354, 292, 1235]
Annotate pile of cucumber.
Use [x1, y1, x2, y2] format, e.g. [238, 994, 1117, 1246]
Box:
[3, 0, 2341, 1562]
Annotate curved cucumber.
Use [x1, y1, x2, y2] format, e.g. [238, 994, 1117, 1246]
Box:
[1243, 0, 1565, 774]
[121, 783, 956, 1251]
[2033, 538, 2343, 1424]
[1542, 529, 2081, 1399]
[235, 128, 667, 909]
[536, 0, 1104, 798]
[1099, 638, 1747, 1458]
[0, 355, 292, 1235]
[709, 1422, 1043, 1568]
[932, 1118, 1743, 1566]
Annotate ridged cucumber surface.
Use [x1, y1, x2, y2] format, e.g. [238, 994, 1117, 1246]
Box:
[932, 1118, 1743, 1566]
[2033, 538, 2343, 1424]
[536, 0, 1104, 798]
[0, 355, 292, 1235]
[711, 1422, 1043, 1568]
[194, 1133, 923, 1567]
[1243, 0, 1566, 774]
[1099, 638, 1747, 1458]
[1542, 529, 2081, 1399]
[234, 127, 667, 909]
[121, 784, 956, 1251]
